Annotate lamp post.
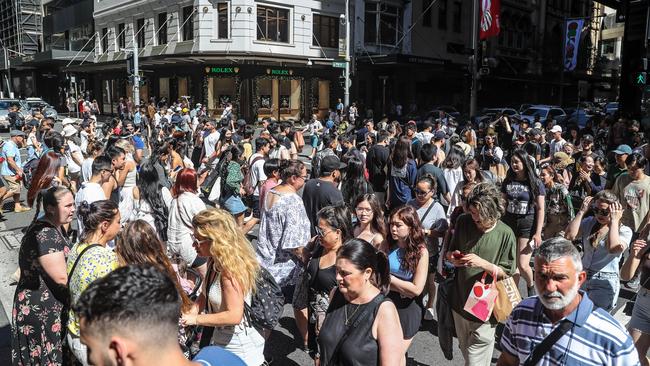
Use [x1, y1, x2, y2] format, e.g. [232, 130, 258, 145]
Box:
[0, 38, 12, 98]
[343, 0, 351, 107]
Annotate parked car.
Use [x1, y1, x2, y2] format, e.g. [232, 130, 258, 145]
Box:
[518, 104, 533, 113]
[24, 97, 59, 120]
[520, 105, 567, 124]
[430, 105, 461, 119]
[0, 99, 30, 130]
[605, 102, 619, 116]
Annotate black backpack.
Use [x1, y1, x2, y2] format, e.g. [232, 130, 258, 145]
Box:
[22, 157, 40, 189]
[244, 267, 284, 330]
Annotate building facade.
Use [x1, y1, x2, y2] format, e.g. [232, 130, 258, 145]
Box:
[75, 0, 348, 121]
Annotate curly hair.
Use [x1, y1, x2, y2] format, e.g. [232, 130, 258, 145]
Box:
[387, 205, 425, 275]
[192, 208, 260, 295]
[466, 182, 505, 227]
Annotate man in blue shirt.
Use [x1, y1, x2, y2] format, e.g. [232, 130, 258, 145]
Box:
[1, 130, 29, 212]
[498, 238, 640, 366]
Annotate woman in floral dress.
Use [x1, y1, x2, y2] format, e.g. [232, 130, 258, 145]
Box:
[11, 186, 76, 365]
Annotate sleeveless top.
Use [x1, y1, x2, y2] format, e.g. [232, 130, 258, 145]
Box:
[306, 245, 337, 295]
[123, 154, 137, 188]
[318, 290, 387, 366]
[388, 247, 413, 281]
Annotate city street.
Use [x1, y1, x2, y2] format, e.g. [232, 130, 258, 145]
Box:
[0, 126, 639, 365]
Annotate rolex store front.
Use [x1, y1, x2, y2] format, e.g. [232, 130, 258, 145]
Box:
[254, 68, 302, 121]
[205, 66, 241, 119]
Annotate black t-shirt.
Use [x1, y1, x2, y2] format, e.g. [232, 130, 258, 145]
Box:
[417, 163, 449, 202]
[302, 178, 344, 236]
[524, 141, 541, 159]
[366, 144, 390, 192]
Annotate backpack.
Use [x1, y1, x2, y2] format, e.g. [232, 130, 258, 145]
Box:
[244, 267, 284, 330]
[22, 157, 40, 189]
[242, 155, 264, 196]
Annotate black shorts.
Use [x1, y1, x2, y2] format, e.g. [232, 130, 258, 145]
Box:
[502, 213, 535, 238]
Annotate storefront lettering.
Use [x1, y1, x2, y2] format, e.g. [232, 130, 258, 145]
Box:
[206, 67, 239, 74]
[270, 69, 290, 75]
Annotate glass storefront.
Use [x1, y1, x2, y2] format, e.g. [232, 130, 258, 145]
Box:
[317, 80, 330, 119]
[207, 76, 237, 118]
[256, 76, 302, 121]
[159, 77, 170, 100]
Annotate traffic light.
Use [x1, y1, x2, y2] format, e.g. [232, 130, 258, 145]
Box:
[635, 72, 647, 86]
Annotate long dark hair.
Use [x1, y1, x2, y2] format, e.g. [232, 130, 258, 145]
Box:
[337, 238, 390, 294]
[137, 161, 169, 240]
[390, 137, 413, 168]
[504, 149, 542, 197]
[341, 156, 370, 204]
[354, 194, 387, 240]
[27, 152, 63, 206]
[317, 204, 354, 243]
[443, 145, 465, 169]
[387, 205, 425, 275]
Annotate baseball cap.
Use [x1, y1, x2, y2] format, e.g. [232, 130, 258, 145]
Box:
[62, 117, 76, 126]
[581, 134, 594, 142]
[434, 130, 446, 140]
[320, 155, 347, 175]
[613, 144, 633, 155]
[182, 108, 189, 113]
[10, 130, 26, 137]
[533, 122, 543, 130]
[550, 125, 562, 133]
[528, 128, 541, 136]
[62, 124, 78, 137]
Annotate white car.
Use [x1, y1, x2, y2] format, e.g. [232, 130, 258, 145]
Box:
[520, 105, 567, 124]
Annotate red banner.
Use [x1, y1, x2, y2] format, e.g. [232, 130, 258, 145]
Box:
[479, 0, 500, 40]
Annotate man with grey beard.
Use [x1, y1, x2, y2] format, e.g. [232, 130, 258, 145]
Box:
[497, 238, 639, 366]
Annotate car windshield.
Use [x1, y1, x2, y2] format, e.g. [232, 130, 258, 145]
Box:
[0, 101, 11, 109]
[522, 108, 547, 118]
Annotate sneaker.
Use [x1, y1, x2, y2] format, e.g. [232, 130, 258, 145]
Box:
[626, 276, 641, 290]
[13, 206, 30, 213]
[424, 307, 435, 321]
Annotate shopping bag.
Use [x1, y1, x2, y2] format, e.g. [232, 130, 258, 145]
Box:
[463, 271, 497, 322]
[493, 276, 522, 323]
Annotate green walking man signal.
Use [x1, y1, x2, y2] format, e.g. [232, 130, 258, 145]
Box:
[636, 72, 647, 85]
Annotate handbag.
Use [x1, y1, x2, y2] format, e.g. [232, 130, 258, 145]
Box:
[463, 269, 498, 322]
[493, 275, 522, 323]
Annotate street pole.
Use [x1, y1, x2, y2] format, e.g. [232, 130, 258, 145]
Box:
[132, 32, 140, 107]
[344, 0, 351, 108]
[470, 0, 479, 118]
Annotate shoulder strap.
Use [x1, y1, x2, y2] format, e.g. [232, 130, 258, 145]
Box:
[67, 244, 102, 287]
[522, 319, 573, 366]
[326, 293, 386, 366]
[419, 202, 436, 226]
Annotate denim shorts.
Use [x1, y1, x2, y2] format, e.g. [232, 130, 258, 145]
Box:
[630, 287, 650, 335]
[222, 195, 247, 216]
[582, 271, 620, 312]
[502, 213, 535, 238]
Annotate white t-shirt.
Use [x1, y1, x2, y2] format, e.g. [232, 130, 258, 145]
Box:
[80, 131, 89, 154]
[81, 157, 94, 183]
[203, 131, 220, 162]
[249, 153, 267, 196]
[75, 182, 107, 234]
[65, 140, 83, 174]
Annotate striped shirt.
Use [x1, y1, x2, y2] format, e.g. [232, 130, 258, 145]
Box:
[500, 292, 640, 366]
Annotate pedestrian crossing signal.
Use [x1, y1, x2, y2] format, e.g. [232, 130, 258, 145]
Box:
[635, 72, 647, 86]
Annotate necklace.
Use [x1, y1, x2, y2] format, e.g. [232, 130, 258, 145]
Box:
[344, 303, 362, 326]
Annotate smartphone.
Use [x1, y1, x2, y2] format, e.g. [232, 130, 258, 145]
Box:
[452, 252, 465, 259]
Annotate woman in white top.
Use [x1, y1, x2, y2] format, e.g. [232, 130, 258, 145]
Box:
[130, 161, 173, 239]
[113, 139, 138, 225]
[167, 168, 207, 276]
[441, 146, 465, 208]
[181, 208, 265, 366]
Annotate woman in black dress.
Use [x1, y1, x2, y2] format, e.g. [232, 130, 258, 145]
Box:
[11, 186, 75, 365]
[308, 205, 354, 362]
[318, 239, 403, 366]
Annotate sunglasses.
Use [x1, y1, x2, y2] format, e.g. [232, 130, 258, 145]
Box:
[593, 207, 610, 217]
[414, 189, 431, 196]
[315, 226, 335, 237]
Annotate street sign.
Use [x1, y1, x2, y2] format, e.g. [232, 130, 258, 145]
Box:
[332, 61, 346, 69]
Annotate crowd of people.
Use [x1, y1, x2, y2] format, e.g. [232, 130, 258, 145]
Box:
[5, 96, 650, 366]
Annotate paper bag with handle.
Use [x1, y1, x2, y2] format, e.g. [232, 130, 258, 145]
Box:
[463, 268, 498, 322]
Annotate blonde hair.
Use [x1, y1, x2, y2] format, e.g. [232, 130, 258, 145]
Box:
[114, 138, 135, 154]
[192, 208, 260, 295]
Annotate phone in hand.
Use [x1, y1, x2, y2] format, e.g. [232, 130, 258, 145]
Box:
[452, 251, 465, 259]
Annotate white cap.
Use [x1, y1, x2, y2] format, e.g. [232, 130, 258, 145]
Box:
[550, 125, 562, 133]
[62, 124, 78, 137]
[62, 118, 75, 126]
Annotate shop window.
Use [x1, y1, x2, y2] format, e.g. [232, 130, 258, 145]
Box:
[364, 2, 401, 46]
[178, 77, 189, 98]
[182, 6, 194, 41]
[422, 0, 432, 27]
[318, 80, 330, 118]
[102, 80, 112, 114]
[217, 3, 229, 39]
[256, 77, 302, 120]
[159, 77, 170, 100]
[136, 18, 145, 48]
[452, 1, 461, 33]
[257, 5, 290, 43]
[313, 14, 339, 49]
[208, 77, 236, 112]
[117, 23, 125, 49]
[101, 28, 108, 54]
[438, 0, 447, 30]
[158, 13, 168, 45]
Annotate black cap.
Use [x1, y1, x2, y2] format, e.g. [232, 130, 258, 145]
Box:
[434, 130, 446, 140]
[320, 155, 347, 175]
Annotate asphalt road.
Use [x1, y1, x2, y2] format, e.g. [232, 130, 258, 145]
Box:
[0, 125, 639, 365]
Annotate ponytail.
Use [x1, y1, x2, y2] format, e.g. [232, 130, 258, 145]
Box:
[374, 250, 391, 295]
[337, 238, 391, 295]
